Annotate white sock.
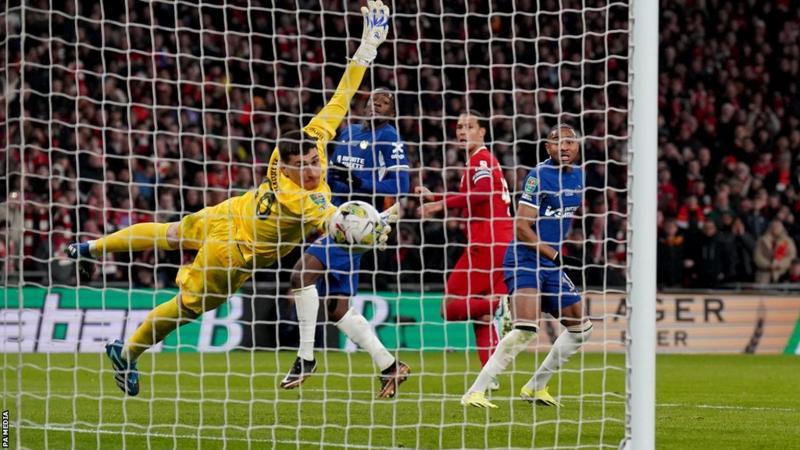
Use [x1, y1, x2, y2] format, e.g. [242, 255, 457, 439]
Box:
[467, 328, 537, 394]
[525, 321, 593, 391]
[336, 308, 395, 370]
[121, 345, 134, 363]
[88, 240, 99, 257]
[293, 285, 320, 361]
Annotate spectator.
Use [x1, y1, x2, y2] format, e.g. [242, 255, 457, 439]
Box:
[0, 192, 23, 276]
[658, 168, 679, 216]
[706, 191, 735, 227]
[675, 195, 705, 231]
[753, 220, 797, 283]
[2, 0, 798, 290]
[775, 206, 800, 247]
[657, 219, 687, 287]
[738, 198, 769, 239]
[687, 221, 733, 288]
[729, 218, 756, 282]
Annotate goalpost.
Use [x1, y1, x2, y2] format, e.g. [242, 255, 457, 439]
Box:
[2, 0, 656, 448]
[628, 0, 657, 448]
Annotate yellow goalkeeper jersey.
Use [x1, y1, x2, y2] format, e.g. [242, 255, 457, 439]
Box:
[229, 63, 367, 259]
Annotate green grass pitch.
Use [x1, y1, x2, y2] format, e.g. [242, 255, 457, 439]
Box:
[2, 352, 798, 449]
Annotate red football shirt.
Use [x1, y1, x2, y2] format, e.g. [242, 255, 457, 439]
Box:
[440, 147, 514, 244]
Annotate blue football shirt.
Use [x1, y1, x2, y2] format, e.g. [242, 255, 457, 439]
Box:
[328, 123, 410, 209]
[515, 158, 584, 257]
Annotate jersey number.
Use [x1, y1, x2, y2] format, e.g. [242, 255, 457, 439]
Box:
[501, 178, 511, 204]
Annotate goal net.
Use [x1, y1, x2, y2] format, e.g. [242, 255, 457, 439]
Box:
[2, 0, 635, 448]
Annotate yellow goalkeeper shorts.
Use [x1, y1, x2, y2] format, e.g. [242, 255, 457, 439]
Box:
[175, 199, 271, 315]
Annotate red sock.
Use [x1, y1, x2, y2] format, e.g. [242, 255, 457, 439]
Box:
[473, 321, 498, 367]
[443, 297, 499, 321]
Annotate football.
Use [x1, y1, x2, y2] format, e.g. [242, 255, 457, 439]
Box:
[329, 200, 382, 252]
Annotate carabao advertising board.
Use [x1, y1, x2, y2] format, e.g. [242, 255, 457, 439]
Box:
[2, 288, 799, 354]
[0, 288, 243, 353]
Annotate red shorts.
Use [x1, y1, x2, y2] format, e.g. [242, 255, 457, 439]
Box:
[446, 241, 509, 298]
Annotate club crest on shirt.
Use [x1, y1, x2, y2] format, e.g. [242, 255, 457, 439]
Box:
[359, 140, 369, 149]
[524, 177, 539, 194]
[309, 193, 327, 208]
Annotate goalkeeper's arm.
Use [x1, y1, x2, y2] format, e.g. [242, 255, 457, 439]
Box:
[303, 0, 391, 143]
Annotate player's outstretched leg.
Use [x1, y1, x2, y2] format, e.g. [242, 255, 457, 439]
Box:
[461, 325, 537, 408]
[281, 284, 318, 391]
[282, 253, 323, 390]
[106, 294, 195, 395]
[67, 223, 177, 281]
[105, 339, 139, 396]
[461, 288, 540, 409]
[334, 306, 410, 398]
[521, 318, 592, 407]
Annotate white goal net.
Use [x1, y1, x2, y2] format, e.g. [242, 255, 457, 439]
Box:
[1, 0, 635, 448]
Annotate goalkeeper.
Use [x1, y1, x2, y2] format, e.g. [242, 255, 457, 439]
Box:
[66, 0, 392, 397]
[280, 89, 410, 398]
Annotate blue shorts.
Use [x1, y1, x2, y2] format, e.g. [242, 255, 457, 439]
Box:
[503, 244, 581, 317]
[306, 236, 363, 297]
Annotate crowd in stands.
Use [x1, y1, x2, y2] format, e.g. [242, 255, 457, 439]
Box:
[1, 0, 798, 290]
[656, 0, 800, 287]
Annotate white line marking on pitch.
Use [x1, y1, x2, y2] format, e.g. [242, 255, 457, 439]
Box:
[17, 424, 389, 449]
[9, 388, 797, 413]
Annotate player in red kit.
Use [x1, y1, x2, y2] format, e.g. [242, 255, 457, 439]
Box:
[417, 111, 514, 385]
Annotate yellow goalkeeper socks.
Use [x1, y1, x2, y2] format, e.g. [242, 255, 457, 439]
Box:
[123, 297, 189, 362]
[92, 223, 174, 256]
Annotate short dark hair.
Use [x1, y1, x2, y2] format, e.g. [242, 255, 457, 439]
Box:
[277, 130, 313, 163]
[466, 109, 489, 131]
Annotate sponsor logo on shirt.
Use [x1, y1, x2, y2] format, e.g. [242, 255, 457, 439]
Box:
[391, 142, 405, 160]
[543, 205, 579, 218]
[336, 155, 366, 169]
[564, 184, 582, 197]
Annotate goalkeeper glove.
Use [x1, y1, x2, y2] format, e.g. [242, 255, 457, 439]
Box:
[352, 0, 390, 65]
[375, 203, 401, 251]
[379, 202, 400, 225]
[551, 251, 583, 269]
[376, 223, 391, 251]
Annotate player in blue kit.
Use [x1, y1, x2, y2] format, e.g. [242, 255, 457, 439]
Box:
[461, 125, 594, 409]
[281, 89, 411, 398]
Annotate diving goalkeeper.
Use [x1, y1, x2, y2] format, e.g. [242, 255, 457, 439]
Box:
[66, 0, 392, 396]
